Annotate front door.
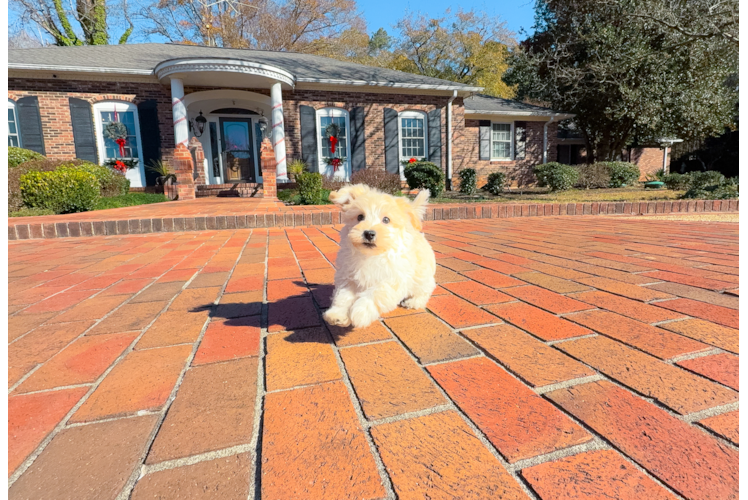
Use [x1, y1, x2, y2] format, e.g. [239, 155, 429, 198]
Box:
[220, 118, 256, 183]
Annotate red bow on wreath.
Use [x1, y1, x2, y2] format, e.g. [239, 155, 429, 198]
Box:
[113, 161, 127, 173]
[115, 138, 127, 157]
[330, 157, 343, 172]
[329, 136, 338, 154]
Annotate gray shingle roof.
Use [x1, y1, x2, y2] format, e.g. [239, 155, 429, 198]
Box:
[8, 43, 481, 91]
[465, 94, 572, 116]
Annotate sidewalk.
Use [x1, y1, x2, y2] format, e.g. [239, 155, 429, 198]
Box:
[8, 216, 738, 499]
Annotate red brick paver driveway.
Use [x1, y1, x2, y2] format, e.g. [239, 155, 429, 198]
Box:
[8, 216, 738, 499]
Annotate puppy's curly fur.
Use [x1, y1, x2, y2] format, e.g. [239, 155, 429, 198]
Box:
[323, 184, 436, 329]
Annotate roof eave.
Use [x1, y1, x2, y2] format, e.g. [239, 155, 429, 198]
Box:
[465, 110, 575, 119]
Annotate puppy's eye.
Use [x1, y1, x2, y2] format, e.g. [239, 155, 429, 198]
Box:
[357, 214, 365, 221]
[382, 217, 390, 224]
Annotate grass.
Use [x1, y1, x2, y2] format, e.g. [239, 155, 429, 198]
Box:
[9, 192, 170, 217]
[430, 186, 684, 204]
[93, 193, 169, 210]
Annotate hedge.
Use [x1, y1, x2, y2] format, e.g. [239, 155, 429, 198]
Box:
[403, 161, 444, 197]
[9, 147, 44, 168]
[296, 172, 324, 205]
[534, 162, 579, 191]
[20, 167, 100, 213]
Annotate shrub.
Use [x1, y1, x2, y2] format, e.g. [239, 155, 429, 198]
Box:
[76, 163, 130, 197]
[597, 162, 640, 188]
[682, 183, 739, 200]
[458, 168, 478, 195]
[350, 169, 401, 194]
[21, 167, 100, 214]
[321, 175, 347, 192]
[533, 162, 579, 191]
[9, 147, 44, 168]
[296, 172, 323, 205]
[8, 158, 70, 212]
[576, 163, 611, 189]
[662, 173, 692, 190]
[485, 172, 507, 195]
[690, 170, 725, 189]
[403, 161, 444, 198]
[287, 159, 306, 181]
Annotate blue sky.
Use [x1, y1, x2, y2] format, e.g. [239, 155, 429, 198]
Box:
[359, 0, 537, 38]
[9, 0, 537, 43]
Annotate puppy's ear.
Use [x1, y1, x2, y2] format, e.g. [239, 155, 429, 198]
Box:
[329, 184, 368, 209]
[397, 189, 429, 231]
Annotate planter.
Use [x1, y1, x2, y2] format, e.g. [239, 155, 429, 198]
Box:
[644, 181, 665, 189]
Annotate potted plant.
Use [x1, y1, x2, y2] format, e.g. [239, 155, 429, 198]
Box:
[146, 160, 178, 199]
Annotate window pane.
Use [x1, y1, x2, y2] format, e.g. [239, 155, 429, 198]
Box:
[101, 110, 139, 160]
[492, 123, 510, 142]
[8, 108, 17, 134]
[400, 116, 426, 158]
[319, 114, 347, 158]
[8, 136, 18, 147]
[493, 141, 511, 159]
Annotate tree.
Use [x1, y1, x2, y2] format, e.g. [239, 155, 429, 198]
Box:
[504, 0, 738, 162]
[11, 0, 133, 45]
[390, 9, 517, 98]
[141, 0, 364, 51]
[8, 29, 46, 48]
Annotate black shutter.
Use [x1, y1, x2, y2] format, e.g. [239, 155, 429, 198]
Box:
[299, 105, 319, 173]
[479, 120, 491, 161]
[428, 109, 442, 168]
[515, 121, 526, 160]
[138, 100, 161, 186]
[17, 96, 45, 155]
[384, 108, 399, 174]
[68, 98, 98, 163]
[350, 107, 366, 173]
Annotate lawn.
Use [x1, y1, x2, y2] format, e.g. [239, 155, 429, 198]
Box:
[9, 193, 169, 217]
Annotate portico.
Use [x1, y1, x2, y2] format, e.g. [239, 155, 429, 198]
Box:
[154, 58, 294, 183]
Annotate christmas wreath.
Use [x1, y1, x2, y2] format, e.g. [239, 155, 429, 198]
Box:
[103, 121, 129, 157]
[325, 122, 341, 154]
[323, 156, 347, 172]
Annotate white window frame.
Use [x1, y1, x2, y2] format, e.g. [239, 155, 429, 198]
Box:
[93, 101, 146, 188]
[316, 107, 351, 180]
[8, 99, 21, 148]
[490, 121, 514, 161]
[398, 110, 428, 162]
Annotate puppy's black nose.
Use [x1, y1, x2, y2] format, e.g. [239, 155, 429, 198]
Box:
[363, 230, 376, 242]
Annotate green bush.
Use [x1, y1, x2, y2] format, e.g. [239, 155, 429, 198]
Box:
[21, 167, 100, 214]
[403, 161, 444, 198]
[8, 158, 72, 212]
[534, 162, 579, 191]
[597, 162, 640, 188]
[485, 172, 507, 195]
[350, 169, 401, 195]
[682, 183, 739, 200]
[458, 168, 478, 195]
[77, 163, 130, 196]
[576, 163, 611, 189]
[9, 147, 44, 168]
[662, 173, 692, 190]
[690, 171, 726, 189]
[296, 172, 324, 205]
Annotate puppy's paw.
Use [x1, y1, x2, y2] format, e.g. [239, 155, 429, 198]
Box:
[323, 308, 351, 327]
[401, 295, 429, 310]
[349, 298, 380, 329]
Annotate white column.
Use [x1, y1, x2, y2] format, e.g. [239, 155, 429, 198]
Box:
[270, 82, 288, 181]
[171, 78, 188, 148]
[663, 146, 669, 174]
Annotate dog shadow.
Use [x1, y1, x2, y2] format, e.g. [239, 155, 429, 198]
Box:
[190, 281, 352, 345]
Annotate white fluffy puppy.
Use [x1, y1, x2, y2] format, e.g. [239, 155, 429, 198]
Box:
[323, 184, 436, 329]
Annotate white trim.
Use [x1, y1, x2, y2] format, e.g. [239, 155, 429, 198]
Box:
[182, 89, 272, 110]
[490, 121, 514, 161]
[8, 63, 153, 75]
[397, 110, 428, 162]
[296, 77, 481, 92]
[316, 107, 351, 181]
[466, 110, 575, 119]
[8, 99, 21, 148]
[92, 101, 146, 188]
[154, 58, 295, 88]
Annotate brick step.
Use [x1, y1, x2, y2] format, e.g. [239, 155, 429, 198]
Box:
[196, 183, 263, 198]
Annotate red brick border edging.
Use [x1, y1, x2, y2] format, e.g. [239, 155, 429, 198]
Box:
[8, 199, 738, 240]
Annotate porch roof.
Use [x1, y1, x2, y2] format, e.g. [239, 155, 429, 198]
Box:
[8, 43, 482, 94]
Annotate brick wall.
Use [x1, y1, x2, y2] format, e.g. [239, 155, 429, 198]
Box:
[8, 78, 174, 162]
[629, 147, 664, 180]
[458, 119, 558, 188]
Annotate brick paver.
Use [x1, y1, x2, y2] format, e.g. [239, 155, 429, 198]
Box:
[8, 215, 738, 498]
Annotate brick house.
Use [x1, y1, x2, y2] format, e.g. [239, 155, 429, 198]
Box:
[8, 43, 571, 194]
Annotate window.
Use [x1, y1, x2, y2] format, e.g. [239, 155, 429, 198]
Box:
[491, 122, 513, 160]
[8, 100, 20, 147]
[316, 108, 350, 178]
[93, 101, 145, 187]
[399, 111, 427, 160]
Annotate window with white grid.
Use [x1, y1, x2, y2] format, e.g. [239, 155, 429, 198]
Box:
[399, 111, 428, 160]
[8, 100, 20, 147]
[491, 122, 513, 160]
